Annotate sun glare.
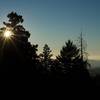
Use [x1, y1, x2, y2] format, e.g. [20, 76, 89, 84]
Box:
[4, 30, 13, 38]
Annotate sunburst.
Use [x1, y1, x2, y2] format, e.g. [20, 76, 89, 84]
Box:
[4, 30, 13, 38]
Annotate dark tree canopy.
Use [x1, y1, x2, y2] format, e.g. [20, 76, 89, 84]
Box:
[57, 40, 80, 65]
[0, 12, 37, 72]
[57, 40, 90, 80]
[3, 12, 23, 27]
[40, 44, 52, 61]
[0, 12, 93, 87]
[39, 44, 53, 72]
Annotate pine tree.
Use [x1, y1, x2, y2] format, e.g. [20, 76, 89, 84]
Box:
[39, 44, 53, 72]
[0, 12, 38, 72]
[57, 40, 90, 80]
[57, 40, 79, 70]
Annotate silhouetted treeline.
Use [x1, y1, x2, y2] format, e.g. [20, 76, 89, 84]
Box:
[0, 12, 97, 87]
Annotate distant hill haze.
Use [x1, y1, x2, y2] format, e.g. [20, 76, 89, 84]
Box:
[89, 60, 100, 68]
[89, 60, 100, 76]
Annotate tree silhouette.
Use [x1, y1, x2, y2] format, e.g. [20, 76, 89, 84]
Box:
[57, 40, 90, 81]
[3, 12, 23, 27]
[39, 44, 53, 74]
[0, 12, 38, 72]
[0, 12, 93, 86]
[57, 40, 79, 72]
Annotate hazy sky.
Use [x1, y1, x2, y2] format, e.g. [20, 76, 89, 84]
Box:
[0, 0, 100, 60]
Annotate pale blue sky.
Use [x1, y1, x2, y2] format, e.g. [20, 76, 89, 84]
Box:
[0, 0, 100, 60]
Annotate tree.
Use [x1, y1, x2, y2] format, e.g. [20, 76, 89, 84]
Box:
[0, 12, 38, 72]
[31, 44, 39, 71]
[57, 40, 79, 71]
[39, 44, 53, 72]
[57, 40, 90, 81]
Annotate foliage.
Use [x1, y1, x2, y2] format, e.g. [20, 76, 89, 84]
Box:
[39, 44, 53, 73]
[0, 12, 38, 72]
[0, 12, 92, 86]
[57, 40, 90, 80]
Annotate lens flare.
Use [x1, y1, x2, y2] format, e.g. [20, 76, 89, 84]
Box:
[4, 30, 13, 38]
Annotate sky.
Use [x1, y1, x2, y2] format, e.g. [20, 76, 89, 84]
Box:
[0, 0, 100, 60]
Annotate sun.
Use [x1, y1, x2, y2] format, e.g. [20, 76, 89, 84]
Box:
[4, 30, 13, 38]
